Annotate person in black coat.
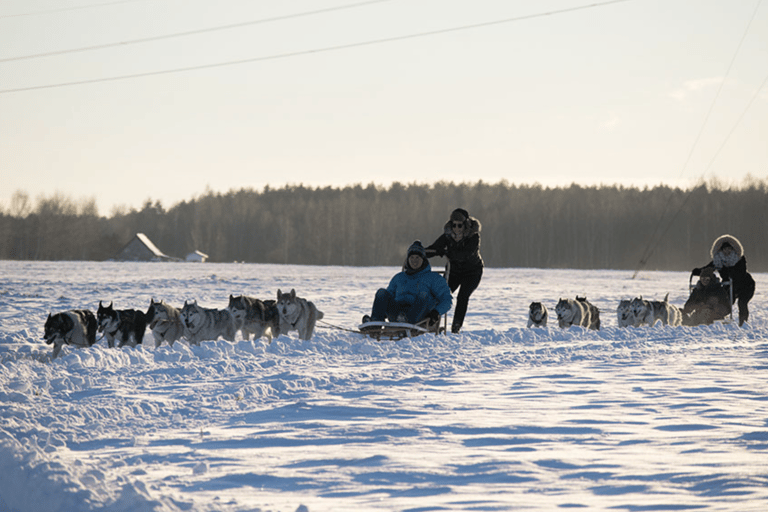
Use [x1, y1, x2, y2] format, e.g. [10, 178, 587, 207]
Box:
[691, 234, 755, 326]
[425, 208, 484, 334]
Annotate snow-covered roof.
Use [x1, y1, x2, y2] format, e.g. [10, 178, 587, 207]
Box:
[135, 233, 167, 258]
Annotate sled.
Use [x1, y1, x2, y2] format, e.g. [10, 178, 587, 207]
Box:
[357, 261, 451, 341]
[358, 320, 432, 341]
[688, 273, 734, 324]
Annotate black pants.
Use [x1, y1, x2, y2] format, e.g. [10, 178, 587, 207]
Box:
[448, 267, 483, 332]
[734, 275, 756, 326]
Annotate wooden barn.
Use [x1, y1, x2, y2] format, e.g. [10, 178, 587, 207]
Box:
[112, 233, 174, 262]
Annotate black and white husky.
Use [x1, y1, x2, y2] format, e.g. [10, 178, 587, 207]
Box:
[145, 299, 185, 348]
[227, 295, 280, 342]
[180, 300, 236, 345]
[44, 309, 98, 359]
[97, 301, 147, 348]
[527, 302, 548, 328]
[276, 289, 324, 340]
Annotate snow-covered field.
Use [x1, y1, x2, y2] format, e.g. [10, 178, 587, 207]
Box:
[1, 260, 767, 512]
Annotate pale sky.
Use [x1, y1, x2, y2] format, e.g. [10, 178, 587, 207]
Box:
[1, 0, 766, 216]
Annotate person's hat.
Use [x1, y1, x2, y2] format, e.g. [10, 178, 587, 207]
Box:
[700, 267, 715, 278]
[407, 240, 426, 258]
[451, 208, 469, 222]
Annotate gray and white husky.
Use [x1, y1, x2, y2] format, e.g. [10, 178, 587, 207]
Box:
[617, 299, 636, 328]
[227, 295, 280, 342]
[180, 300, 236, 345]
[527, 302, 548, 328]
[145, 298, 185, 347]
[556, 297, 600, 330]
[577, 296, 600, 330]
[44, 309, 98, 359]
[631, 294, 682, 327]
[276, 289, 324, 340]
[97, 301, 147, 348]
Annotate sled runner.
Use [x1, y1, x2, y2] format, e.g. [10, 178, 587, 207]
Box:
[358, 320, 435, 341]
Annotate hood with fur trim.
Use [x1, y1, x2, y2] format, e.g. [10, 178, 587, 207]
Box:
[711, 234, 743, 269]
[442, 216, 481, 237]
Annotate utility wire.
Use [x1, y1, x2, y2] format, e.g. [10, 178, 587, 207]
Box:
[631, 0, 763, 278]
[0, 0, 391, 62]
[0, 0, 148, 19]
[0, 0, 633, 95]
[631, 68, 768, 274]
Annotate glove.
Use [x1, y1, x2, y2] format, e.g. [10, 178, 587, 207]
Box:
[427, 310, 440, 323]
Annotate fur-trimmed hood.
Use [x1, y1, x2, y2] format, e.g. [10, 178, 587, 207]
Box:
[711, 234, 743, 269]
[442, 216, 481, 237]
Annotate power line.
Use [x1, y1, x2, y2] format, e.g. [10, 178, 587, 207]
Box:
[0, 0, 634, 95]
[0, 0, 148, 19]
[631, 0, 764, 278]
[0, 0, 391, 62]
[631, 67, 767, 274]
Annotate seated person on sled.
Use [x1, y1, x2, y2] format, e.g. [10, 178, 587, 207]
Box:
[682, 267, 731, 326]
[363, 240, 452, 327]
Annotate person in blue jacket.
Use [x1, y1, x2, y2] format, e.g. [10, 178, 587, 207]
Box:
[363, 240, 452, 326]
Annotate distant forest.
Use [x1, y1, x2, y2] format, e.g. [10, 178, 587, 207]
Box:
[1, 179, 767, 272]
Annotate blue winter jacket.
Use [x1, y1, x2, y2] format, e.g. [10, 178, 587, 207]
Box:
[386, 262, 453, 315]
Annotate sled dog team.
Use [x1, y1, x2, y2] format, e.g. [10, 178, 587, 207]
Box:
[43, 289, 323, 359]
[528, 295, 683, 330]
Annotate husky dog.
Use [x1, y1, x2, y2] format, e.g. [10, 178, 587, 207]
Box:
[44, 309, 98, 359]
[145, 299, 185, 348]
[276, 289, 324, 340]
[556, 297, 599, 330]
[527, 302, 548, 328]
[555, 298, 589, 329]
[617, 299, 636, 328]
[97, 301, 147, 348]
[668, 303, 684, 327]
[180, 300, 236, 345]
[576, 296, 600, 330]
[227, 295, 280, 342]
[631, 294, 682, 327]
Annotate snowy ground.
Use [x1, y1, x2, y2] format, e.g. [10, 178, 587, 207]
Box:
[1, 261, 767, 512]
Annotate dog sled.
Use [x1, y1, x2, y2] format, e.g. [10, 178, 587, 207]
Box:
[358, 319, 435, 341]
[357, 262, 451, 340]
[687, 272, 734, 325]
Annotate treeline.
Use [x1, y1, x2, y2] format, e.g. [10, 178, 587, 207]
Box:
[2, 180, 767, 272]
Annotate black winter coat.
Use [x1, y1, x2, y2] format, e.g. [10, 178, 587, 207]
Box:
[425, 217, 484, 276]
[692, 234, 755, 301]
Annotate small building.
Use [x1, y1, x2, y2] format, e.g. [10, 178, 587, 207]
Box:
[113, 233, 174, 262]
[186, 250, 209, 263]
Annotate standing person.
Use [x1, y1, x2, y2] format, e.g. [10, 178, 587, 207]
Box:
[425, 208, 483, 334]
[691, 234, 755, 326]
[363, 241, 452, 326]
